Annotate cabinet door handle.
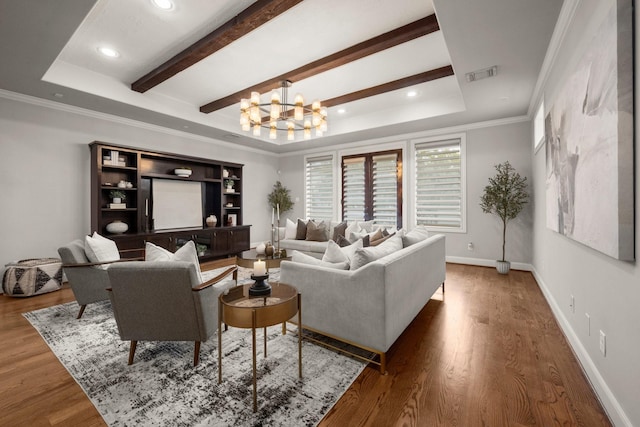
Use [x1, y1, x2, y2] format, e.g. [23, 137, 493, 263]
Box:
[230, 231, 233, 236]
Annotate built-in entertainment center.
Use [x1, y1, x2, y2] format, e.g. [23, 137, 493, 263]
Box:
[90, 142, 250, 260]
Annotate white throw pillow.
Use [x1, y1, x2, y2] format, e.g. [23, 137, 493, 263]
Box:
[84, 232, 120, 269]
[349, 235, 403, 270]
[402, 227, 430, 247]
[292, 250, 349, 270]
[344, 221, 360, 240]
[357, 220, 375, 232]
[322, 240, 349, 263]
[326, 238, 363, 263]
[145, 240, 204, 283]
[284, 218, 297, 240]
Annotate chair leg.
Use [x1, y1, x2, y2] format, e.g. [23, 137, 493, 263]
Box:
[442, 281, 445, 293]
[194, 341, 201, 366]
[128, 341, 137, 365]
[76, 305, 87, 319]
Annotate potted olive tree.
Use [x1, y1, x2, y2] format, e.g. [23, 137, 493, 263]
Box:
[267, 181, 294, 216]
[480, 161, 529, 274]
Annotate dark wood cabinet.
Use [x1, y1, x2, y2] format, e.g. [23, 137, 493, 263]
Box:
[90, 142, 250, 260]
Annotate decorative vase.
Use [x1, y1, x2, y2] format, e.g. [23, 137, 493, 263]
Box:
[256, 242, 266, 255]
[174, 168, 192, 177]
[106, 220, 128, 234]
[112, 197, 122, 204]
[496, 260, 511, 274]
[205, 214, 217, 227]
[223, 169, 229, 178]
[226, 186, 234, 193]
[265, 242, 274, 257]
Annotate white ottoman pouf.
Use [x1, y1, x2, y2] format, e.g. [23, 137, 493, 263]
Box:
[2, 258, 63, 297]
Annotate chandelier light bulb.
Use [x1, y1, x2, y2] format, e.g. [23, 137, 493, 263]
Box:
[253, 123, 261, 137]
[304, 120, 311, 140]
[294, 94, 304, 121]
[270, 91, 281, 120]
[269, 122, 277, 140]
[287, 121, 295, 141]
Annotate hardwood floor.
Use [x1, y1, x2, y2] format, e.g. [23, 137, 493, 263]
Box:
[0, 263, 610, 426]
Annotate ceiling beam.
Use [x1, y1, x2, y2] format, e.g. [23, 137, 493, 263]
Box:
[320, 65, 454, 107]
[259, 65, 454, 123]
[130, 0, 304, 93]
[199, 14, 440, 113]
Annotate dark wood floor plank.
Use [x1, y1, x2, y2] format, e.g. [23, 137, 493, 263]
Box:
[0, 263, 611, 426]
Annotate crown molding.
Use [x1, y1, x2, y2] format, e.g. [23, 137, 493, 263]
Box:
[0, 89, 278, 157]
[527, 0, 581, 117]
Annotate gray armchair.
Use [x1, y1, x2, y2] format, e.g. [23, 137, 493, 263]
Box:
[106, 261, 237, 366]
[58, 239, 126, 319]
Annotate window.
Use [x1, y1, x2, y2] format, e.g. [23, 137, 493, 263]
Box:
[305, 155, 334, 221]
[534, 99, 545, 152]
[342, 149, 402, 229]
[415, 138, 464, 231]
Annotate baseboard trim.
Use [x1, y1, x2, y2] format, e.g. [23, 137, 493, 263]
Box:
[445, 256, 533, 272]
[531, 267, 631, 427]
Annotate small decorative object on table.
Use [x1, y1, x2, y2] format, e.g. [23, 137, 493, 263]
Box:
[265, 242, 274, 257]
[255, 242, 266, 255]
[249, 260, 271, 296]
[205, 214, 217, 227]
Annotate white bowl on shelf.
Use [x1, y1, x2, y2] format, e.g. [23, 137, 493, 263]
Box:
[174, 168, 192, 177]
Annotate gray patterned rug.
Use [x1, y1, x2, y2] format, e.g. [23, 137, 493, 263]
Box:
[23, 269, 365, 426]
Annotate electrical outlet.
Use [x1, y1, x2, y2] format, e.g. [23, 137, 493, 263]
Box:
[467, 242, 474, 251]
[599, 330, 606, 356]
[585, 313, 590, 336]
[570, 295, 575, 313]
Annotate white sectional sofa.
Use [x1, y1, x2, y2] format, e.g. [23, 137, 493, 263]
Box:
[280, 233, 446, 373]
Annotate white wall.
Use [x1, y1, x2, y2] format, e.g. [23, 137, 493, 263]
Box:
[532, 1, 639, 425]
[0, 94, 279, 270]
[277, 119, 533, 265]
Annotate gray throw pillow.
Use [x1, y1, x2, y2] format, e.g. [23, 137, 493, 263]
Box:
[306, 220, 328, 241]
[332, 221, 348, 241]
[295, 219, 308, 240]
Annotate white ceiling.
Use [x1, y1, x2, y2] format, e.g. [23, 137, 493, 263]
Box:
[0, 0, 563, 153]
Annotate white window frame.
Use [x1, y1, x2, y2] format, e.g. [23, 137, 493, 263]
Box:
[533, 98, 545, 153]
[304, 152, 338, 221]
[410, 133, 467, 233]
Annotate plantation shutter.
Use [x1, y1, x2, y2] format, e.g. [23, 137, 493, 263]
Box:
[305, 155, 334, 221]
[372, 153, 399, 228]
[415, 139, 462, 228]
[342, 157, 366, 223]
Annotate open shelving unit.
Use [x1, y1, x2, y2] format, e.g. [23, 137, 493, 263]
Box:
[90, 142, 250, 260]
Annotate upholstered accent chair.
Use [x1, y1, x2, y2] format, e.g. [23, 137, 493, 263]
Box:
[58, 239, 125, 319]
[106, 261, 237, 366]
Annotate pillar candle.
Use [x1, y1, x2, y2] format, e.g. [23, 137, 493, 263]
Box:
[254, 260, 266, 276]
[271, 208, 274, 226]
[277, 203, 280, 220]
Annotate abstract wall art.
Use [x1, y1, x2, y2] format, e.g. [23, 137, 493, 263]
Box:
[545, 0, 634, 261]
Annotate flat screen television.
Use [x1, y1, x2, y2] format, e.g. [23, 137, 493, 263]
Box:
[151, 179, 203, 230]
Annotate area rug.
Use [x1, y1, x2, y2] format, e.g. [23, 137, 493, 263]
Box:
[23, 271, 365, 426]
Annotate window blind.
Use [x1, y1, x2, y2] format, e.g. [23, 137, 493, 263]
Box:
[415, 139, 462, 229]
[342, 156, 366, 223]
[372, 153, 399, 228]
[305, 155, 334, 221]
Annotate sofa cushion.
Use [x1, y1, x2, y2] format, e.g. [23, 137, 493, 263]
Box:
[145, 240, 203, 283]
[291, 250, 349, 270]
[295, 219, 308, 240]
[279, 238, 328, 255]
[357, 220, 376, 232]
[371, 232, 395, 246]
[322, 238, 364, 264]
[350, 235, 403, 270]
[84, 232, 120, 269]
[331, 221, 348, 241]
[344, 221, 360, 239]
[402, 227, 430, 247]
[284, 218, 297, 240]
[306, 220, 329, 241]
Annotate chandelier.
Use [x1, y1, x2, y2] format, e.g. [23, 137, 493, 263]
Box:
[240, 80, 327, 141]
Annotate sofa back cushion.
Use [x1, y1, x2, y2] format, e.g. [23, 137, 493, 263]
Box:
[350, 235, 403, 270]
[306, 220, 329, 241]
[322, 238, 363, 264]
[284, 218, 298, 239]
[295, 219, 308, 240]
[292, 250, 349, 270]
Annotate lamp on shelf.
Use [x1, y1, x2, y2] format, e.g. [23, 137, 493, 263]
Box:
[240, 80, 327, 141]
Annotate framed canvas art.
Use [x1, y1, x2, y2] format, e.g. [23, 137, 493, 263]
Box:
[545, 0, 634, 261]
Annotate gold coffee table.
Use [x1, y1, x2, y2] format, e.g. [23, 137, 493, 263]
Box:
[236, 249, 291, 272]
[218, 282, 301, 412]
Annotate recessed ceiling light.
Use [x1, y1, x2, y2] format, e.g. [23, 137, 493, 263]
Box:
[338, 108, 346, 114]
[97, 46, 120, 58]
[407, 91, 417, 97]
[151, 0, 174, 10]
